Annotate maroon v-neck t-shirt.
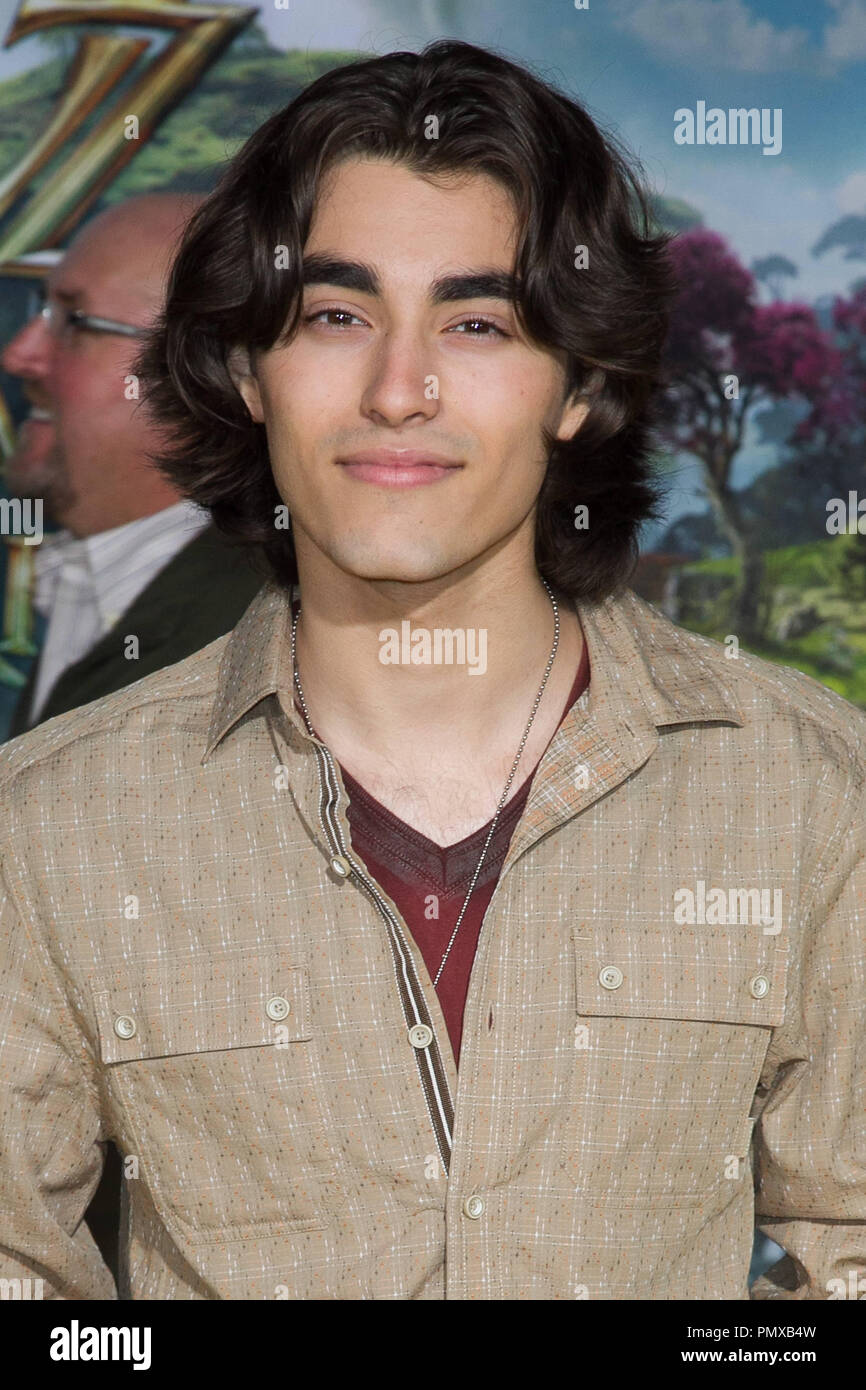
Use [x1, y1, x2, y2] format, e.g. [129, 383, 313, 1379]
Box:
[335, 640, 590, 1068]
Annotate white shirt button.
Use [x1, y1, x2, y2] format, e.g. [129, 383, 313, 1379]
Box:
[599, 965, 623, 990]
[113, 1014, 136, 1040]
[749, 974, 770, 999]
[463, 1194, 484, 1219]
[330, 855, 352, 878]
[408, 1023, 433, 1049]
[266, 995, 291, 1021]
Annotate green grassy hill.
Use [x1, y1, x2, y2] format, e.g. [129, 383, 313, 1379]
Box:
[675, 534, 866, 706]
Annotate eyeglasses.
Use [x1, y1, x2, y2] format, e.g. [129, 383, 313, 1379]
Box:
[25, 287, 148, 342]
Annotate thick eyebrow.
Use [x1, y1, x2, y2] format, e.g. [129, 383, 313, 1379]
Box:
[301, 253, 519, 305]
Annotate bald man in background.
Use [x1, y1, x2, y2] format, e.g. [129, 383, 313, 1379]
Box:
[1, 191, 265, 742]
[0, 192, 265, 1272]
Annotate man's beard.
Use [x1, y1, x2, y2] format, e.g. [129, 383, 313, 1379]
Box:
[2, 425, 77, 524]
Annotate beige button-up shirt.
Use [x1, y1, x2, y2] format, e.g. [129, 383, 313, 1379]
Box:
[0, 581, 863, 1300]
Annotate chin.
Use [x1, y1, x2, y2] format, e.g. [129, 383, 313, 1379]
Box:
[332, 541, 459, 586]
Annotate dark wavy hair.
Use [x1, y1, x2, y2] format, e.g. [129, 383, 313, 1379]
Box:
[135, 38, 677, 603]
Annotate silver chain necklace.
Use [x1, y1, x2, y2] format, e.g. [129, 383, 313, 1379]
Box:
[290, 579, 560, 986]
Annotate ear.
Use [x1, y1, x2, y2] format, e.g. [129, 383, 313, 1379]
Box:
[554, 392, 590, 444]
[227, 345, 264, 423]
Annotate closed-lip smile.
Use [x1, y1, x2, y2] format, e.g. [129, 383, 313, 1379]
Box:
[337, 449, 463, 487]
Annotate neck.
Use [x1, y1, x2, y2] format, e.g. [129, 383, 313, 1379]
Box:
[290, 539, 584, 769]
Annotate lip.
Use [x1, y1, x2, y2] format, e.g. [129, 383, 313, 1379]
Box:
[337, 449, 463, 488]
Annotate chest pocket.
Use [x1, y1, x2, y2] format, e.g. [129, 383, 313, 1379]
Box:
[567, 927, 789, 1206]
[90, 947, 345, 1243]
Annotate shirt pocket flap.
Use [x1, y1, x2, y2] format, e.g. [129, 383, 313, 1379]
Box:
[90, 950, 312, 1064]
[574, 928, 788, 1027]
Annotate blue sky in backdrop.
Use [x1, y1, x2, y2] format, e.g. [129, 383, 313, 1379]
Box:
[1, 0, 864, 539]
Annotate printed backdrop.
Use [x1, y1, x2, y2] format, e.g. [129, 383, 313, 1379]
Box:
[1, 0, 865, 706]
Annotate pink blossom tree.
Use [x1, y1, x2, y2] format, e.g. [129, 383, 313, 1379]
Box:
[657, 229, 843, 639]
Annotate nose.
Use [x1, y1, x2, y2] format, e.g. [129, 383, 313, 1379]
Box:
[1, 310, 54, 381]
[360, 326, 441, 428]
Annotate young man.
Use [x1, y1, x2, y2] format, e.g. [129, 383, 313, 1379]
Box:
[0, 40, 863, 1301]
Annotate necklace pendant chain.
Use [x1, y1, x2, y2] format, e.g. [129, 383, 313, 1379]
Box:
[290, 580, 560, 987]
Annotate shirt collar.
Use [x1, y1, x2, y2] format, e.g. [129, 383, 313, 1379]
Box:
[31, 527, 78, 580]
[202, 581, 300, 763]
[33, 500, 210, 581]
[82, 499, 210, 584]
[577, 585, 746, 733]
[202, 581, 745, 767]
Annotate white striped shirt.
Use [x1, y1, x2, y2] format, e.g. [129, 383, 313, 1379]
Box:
[28, 499, 211, 724]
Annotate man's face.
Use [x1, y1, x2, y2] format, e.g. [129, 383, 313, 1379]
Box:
[0, 228, 154, 524]
[232, 156, 587, 589]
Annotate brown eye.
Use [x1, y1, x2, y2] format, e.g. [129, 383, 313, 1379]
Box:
[304, 309, 365, 328]
[450, 317, 509, 337]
